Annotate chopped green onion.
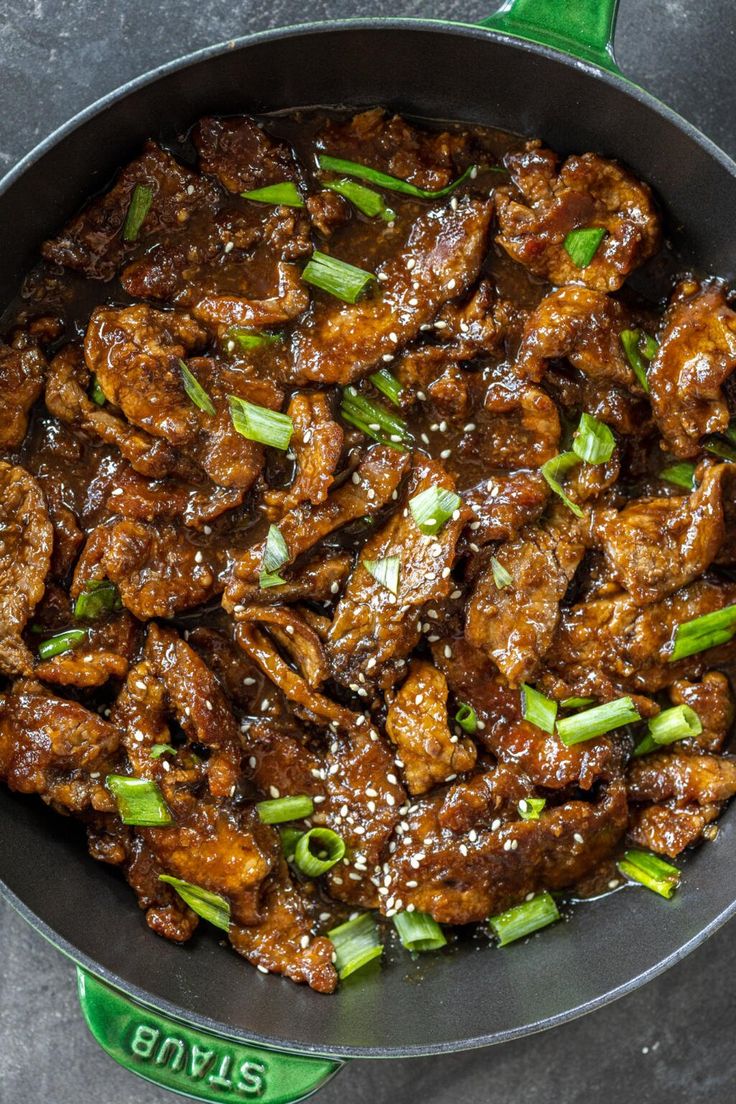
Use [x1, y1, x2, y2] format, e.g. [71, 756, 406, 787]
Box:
[318, 154, 476, 200]
[669, 603, 736, 662]
[489, 890, 560, 946]
[369, 367, 403, 406]
[557, 696, 640, 746]
[409, 485, 462, 536]
[258, 572, 286, 589]
[323, 177, 395, 221]
[620, 329, 657, 392]
[89, 376, 106, 405]
[302, 250, 375, 303]
[226, 327, 282, 352]
[256, 794, 314, 825]
[150, 743, 177, 759]
[518, 797, 546, 820]
[228, 395, 293, 450]
[122, 184, 153, 242]
[179, 359, 215, 416]
[340, 386, 411, 449]
[363, 555, 400, 595]
[563, 226, 606, 268]
[633, 706, 702, 757]
[327, 912, 383, 979]
[279, 826, 304, 859]
[159, 875, 230, 930]
[106, 775, 173, 827]
[262, 524, 289, 575]
[491, 556, 513, 590]
[455, 703, 478, 735]
[572, 412, 615, 465]
[521, 684, 558, 735]
[73, 579, 122, 620]
[393, 910, 447, 952]
[37, 629, 87, 661]
[294, 827, 346, 876]
[541, 452, 582, 517]
[617, 849, 680, 899]
[241, 182, 304, 208]
[704, 435, 736, 462]
[560, 696, 596, 710]
[660, 462, 696, 490]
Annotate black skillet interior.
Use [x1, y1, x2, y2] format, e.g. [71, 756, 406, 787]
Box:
[1, 20, 736, 1058]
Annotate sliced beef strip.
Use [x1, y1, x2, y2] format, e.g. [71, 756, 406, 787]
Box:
[495, 142, 660, 291]
[327, 456, 469, 691]
[104, 467, 244, 530]
[460, 470, 549, 550]
[648, 281, 736, 457]
[669, 673, 734, 753]
[478, 369, 561, 468]
[382, 778, 627, 923]
[41, 140, 219, 281]
[289, 198, 493, 386]
[192, 260, 310, 333]
[264, 391, 344, 516]
[306, 191, 351, 237]
[0, 463, 54, 676]
[465, 508, 587, 684]
[385, 659, 476, 795]
[0, 342, 46, 452]
[192, 115, 304, 195]
[234, 606, 329, 690]
[227, 555, 352, 608]
[594, 463, 728, 603]
[245, 719, 323, 801]
[35, 611, 140, 689]
[627, 803, 721, 858]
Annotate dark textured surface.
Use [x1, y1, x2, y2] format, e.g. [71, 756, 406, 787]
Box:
[1, 0, 735, 1100]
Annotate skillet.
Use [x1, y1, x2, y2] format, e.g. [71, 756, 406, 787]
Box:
[2, 2, 736, 1100]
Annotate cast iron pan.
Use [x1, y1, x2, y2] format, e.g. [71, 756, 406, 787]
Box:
[2, 3, 736, 1101]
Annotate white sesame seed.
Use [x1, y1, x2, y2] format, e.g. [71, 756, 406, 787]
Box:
[459, 843, 468, 857]
[491, 818, 501, 831]
[186, 183, 195, 195]
[269, 786, 280, 799]
[111, 487, 123, 497]
[389, 332, 398, 343]
[194, 550, 204, 564]
[446, 278, 456, 290]
[224, 241, 234, 253]
[503, 839, 512, 851]
[608, 879, 620, 890]
[440, 449, 452, 460]
[257, 965, 269, 974]
[407, 258, 416, 270]
[510, 839, 519, 851]
[574, 832, 585, 845]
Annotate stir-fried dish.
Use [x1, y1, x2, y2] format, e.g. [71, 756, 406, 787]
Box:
[2, 108, 736, 992]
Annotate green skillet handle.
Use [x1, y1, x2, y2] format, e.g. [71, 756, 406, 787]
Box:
[77, 968, 343, 1104]
[480, 0, 622, 74]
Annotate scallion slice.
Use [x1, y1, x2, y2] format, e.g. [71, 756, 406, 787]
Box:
[323, 177, 395, 221]
[521, 684, 558, 735]
[491, 556, 513, 590]
[302, 250, 375, 303]
[256, 794, 314, 825]
[557, 696, 640, 746]
[150, 743, 177, 759]
[73, 579, 122, 620]
[620, 328, 657, 392]
[294, 828, 346, 877]
[106, 775, 173, 827]
[226, 327, 283, 352]
[660, 462, 696, 490]
[560, 696, 596, 710]
[228, 395, 293, 450]
[617, 849, 680, 899]
[122, 184, 153, 242]
[540, 452, 582, 518]
[318, 154, 476, 200]
[340, 386, 411, 449]
[279, 826, 304, 859]
[489, 891, 560, 946]
[260, 524, 289, 590]
[363, 555, 400, 595]
[369, 367, 403, 406]
[37, 629, 87, 661]
[159, 875, 230, 930]
[241, 181, 304, 208]
[669, 603, 736, 662]
[327, 913, 383, 979]
[89, 376, 106, 406]
[179, 359, 215, 416]
[572, 412, 615, 464]
[393, 910, 447, 952]
[409, 485, 462, 536]
[704, 435, 736, 462]
[518, 797, 546, 821]
[455, 703, 478, 735]
[563, 226, 606, 268]
[633, 704, 703, 756]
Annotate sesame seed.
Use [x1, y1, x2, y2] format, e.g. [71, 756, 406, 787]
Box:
[459, 843, 468, 857]
[407, 258, 416, 270]
[186, 183, 195, 195]
[111, 487, 123, 497]
[386, 794, 396, 806]
[257, 965, 269, 974]
[510, 839, 519, 851]
[224, 241, 234, 253]
[382, 353, 394, 363]
[269, 786, 280, 799]
[444, 645, 452, 658]
[574, 833, 584, 845]
[194, 550, 204, 564]
[203, 525, 212, 535]
[503, 839, 512, 851]
[389, 331, 398, 343]
[440, 449, 452, 459]
[491, 818, 501, 831]
[608, 879, 620, 890]
[446, 278, 456, 290]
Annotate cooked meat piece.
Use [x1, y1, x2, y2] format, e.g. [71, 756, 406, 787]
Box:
[465, 509, 587, 684]
[435, 762, 531, 834]
[495, 142, 660, 290]
[41, 141, 219, 280]
[226, 555, 352, 608]
[225, 444, 409, 603]
[627, 803, 721, 858]
[192, 261, 310, 331]
[105, 467, 244, 529]
[193, 115, 303, 194]
[327, 457, 469, 690]
[383, 779, 627, 923]
[235, 606, 329, 689]
[396, 350, 471, 419]
[648, 281, 736, 457]
[264, 391, 344, 515]
[669, 673, 734, 753]
[290, 198, 493, 385]
[594, 464, 727, 602]
[0, 342, 45, 451]
[186, 627, 265, 711]
[461, 470, 549, 549]
[0, 463, 54, 676]
[72, 520, 224, 619]
[516, 286, 638, 388]
[0, 679, 119, 813]
[47, 502, 85, 580]
[317, 108, 470, 192]
[246, 719, 323, 800]
[306, 191, 351, 237]
[433, 282, 526, 359]
[478, 369, 561, 467]
[385, 659, 476, 795]
[230, 861, 338, 992]
[628, 748, 736, 806]
[35, 611, 139, 688]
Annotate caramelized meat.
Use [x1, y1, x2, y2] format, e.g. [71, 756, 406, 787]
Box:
[0, 342, 45, 451]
